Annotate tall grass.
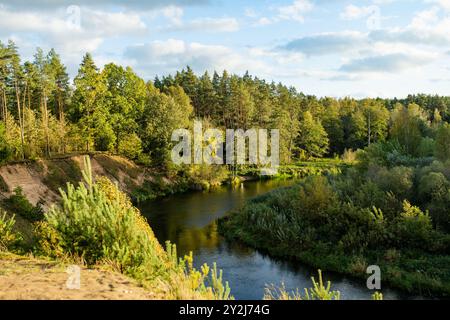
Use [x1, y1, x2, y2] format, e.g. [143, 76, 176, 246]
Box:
[36, 156, 233, 299]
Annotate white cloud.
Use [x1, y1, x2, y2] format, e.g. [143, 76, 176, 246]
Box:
[157, 4, 239, 33]
[253, 17, 273, 26]
[0, 0, 208, 11]
[0, 6, 148, 73]
[0, 7, 147, 40]
[161, 5, 184, 26]
[165, 17, 240, 32]
[340, 4, 375, 20]
[123, 39, 302, 80]
[277, 0, 314, 23]
[425, 0, 450, 12]
[281, 31, 368, 56]
[339, 52, 435, 73]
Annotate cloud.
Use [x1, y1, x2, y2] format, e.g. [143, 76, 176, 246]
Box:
[425, 0, 450, 12]
[124, 39, 240, 76]
[161, 5, 184, 25]
[156, 4, 239, 33]
[280, 31, 367, 56]
[0, 0, 208, 11]
[277, 0, 314, 23]
[0, 7, 147, 37]
[339, 53, 433, 73]
[123, 39, 301, 79]
[368, 8, 450, 46]
[164, 17, 240, 33]
[0, 6, 148, 68]
[279, 5, 450, 57]
[340, 4, 376, 20]
[253, 17, 273, 26]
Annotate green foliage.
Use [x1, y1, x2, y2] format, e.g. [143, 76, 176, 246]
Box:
[435, 123, 450, 161]
[1, 39, 450, 172]
[372, 292, 383, 300]
[2, 187, 43, 221]
[118, 133, 143, 160]
[40, 157, 232, 299]
[220, 136, 450, 296]
[0, 211, 22, 251]
[296, 111, 329, 159]
[264, 270, 341, 300]
[0, 123, 12, 164]
[44, 157, 165, 272]
[390, 103, 428, 156]
[42, 159, 82, 194]
[187, 164, 229, 190]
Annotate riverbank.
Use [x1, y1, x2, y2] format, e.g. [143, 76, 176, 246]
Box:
[0, 153, 349, 207]
[0, 158, 233, 300]
[218, 183, 450, 298]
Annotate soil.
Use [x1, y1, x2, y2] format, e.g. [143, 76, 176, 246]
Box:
[0, 252, 161, 300]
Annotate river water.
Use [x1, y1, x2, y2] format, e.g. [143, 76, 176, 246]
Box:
[140, 179, 417, 300]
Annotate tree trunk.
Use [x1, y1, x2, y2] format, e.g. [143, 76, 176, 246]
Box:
[43, 95, 50, 157]
[15, 80, 25, 159]
[2, 89, 7, 128]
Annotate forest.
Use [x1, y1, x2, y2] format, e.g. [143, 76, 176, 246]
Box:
[2, 40, 450, 298]
[2, 40, 450, 170]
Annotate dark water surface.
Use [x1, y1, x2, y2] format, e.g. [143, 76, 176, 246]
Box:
[140, 179, 419, 300]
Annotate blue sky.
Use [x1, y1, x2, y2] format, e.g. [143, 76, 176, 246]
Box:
[1, 0, 449, 98]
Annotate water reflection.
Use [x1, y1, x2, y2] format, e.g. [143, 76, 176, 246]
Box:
[140, 179, 418, 300]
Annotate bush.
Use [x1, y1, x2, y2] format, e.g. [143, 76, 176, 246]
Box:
[418, 172, 449, 202]
[264, 270, 341, 300]
[118, 133, 143, 160]
[0, 211, 22, 251]
[2, 187, 43, 222]
[0, 123, 12, 164]
[341, 148, 357, 163]
[372, 165, 414, 198]
[391, 201, 433, 250]
[187, 164, 229, 190]
[41, 157, 232, 299]
[44, 158, 166, 273]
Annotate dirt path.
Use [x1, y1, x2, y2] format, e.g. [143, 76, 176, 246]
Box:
[0, 253, 160, 300]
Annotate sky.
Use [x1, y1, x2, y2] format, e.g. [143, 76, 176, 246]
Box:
[0, 0, 449, 98]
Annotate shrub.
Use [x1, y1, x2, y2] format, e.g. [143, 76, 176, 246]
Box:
[391, 201, 433, 250]
[435, 123, 450, 161]
[187, 164, 229, 190]
[294, 176, 337, 222]
[418, 172, 449, 202]
[0, 123, 12, 164]
[264, 270, 341, 300]
[44, 157, 166, 273]
[118, 133, 143, 160]
[0, 211, 22, 251]
[373, 166, 414, 198]
[341, 148, 357, 163]
[41, 156, 232, 299]
[2, 187, 43, 222]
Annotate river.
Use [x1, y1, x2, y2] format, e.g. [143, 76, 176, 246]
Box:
[139, 179, 418, 300]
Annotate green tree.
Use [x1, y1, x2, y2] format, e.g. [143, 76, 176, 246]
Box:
[296, 111, 329, 159]
[390, 103, 427, 156]
[140, 83, 192, 167]
[435, 123, 450, 161]
[71, 53, 107, 151]
[360, 99, 389, 145]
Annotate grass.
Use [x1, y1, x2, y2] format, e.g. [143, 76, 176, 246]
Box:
[219, 216, 450, 297]
[41, 159, 82, 194]
[218, 184, 450, 298]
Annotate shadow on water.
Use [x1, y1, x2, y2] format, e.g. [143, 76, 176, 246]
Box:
[139, 179, 421, 300]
